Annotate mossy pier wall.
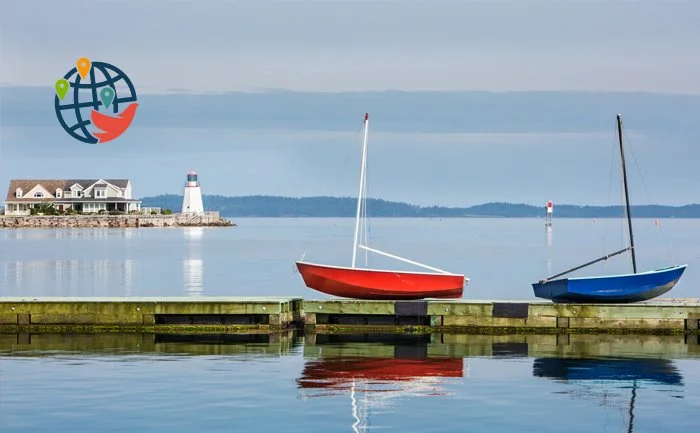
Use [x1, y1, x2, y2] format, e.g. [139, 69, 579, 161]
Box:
[1, 297, 699, 336]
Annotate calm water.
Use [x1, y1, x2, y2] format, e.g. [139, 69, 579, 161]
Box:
[2, 218, 700, 431]
[1, 332, 699, 432]
[1, 218, 699, 299]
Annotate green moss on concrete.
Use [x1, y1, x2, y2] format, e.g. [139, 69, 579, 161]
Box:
[0, 324, 285, 334]
[307, 324, 700, 336]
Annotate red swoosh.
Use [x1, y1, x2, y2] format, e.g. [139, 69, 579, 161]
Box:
[91, 102, 139, 143]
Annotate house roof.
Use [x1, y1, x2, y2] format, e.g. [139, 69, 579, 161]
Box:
[66, 179, 129, 189]
[5, 179, 131, 201]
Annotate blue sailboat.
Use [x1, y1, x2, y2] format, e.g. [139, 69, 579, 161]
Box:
[532, 114, 687, 303]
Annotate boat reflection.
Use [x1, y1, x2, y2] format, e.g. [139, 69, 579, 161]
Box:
[533, 356, 683, 385]
[297, 334, 464, 432]
[533, 355, 684, 433]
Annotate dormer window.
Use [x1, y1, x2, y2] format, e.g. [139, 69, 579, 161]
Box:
[15, 188, 22, 198]
[75, 190, 82, 198]
[34, 192, 44, 198]
[56, 189, 63, 198]
[95, 189, 106, 198]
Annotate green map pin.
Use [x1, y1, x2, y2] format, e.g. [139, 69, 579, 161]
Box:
[100, 87, 115, 109]
[55, 79, 69, 100]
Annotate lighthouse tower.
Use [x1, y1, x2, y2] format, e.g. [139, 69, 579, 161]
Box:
[545, 200, 553, 226]
[181, 170, 204, 215]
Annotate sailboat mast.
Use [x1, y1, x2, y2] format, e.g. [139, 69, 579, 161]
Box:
[351, 113, 370, 268]
[617, 113, 637, 274]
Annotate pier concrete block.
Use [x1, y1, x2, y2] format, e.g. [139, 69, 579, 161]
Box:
[557, 317, 570, 328]
[687, 313, 700, 328]
[568, 317, 685, 330]
[0, 314, 17, 325]
[492, 303, 529, 318]
[305, 313, 317, 325]
[304, 300, 394, 315]
[427, 302, 492, 317]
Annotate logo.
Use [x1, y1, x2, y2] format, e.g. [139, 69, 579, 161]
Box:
[54, 57, 138, 144]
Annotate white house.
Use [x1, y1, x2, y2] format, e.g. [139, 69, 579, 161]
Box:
[3, 179, 142, 216]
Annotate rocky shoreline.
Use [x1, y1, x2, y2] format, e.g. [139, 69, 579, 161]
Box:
[0, 214, 235, 228]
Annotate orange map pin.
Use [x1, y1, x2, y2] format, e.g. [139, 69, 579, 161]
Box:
[76, 57, 91, 79]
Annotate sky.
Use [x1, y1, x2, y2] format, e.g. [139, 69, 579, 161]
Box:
[1, 0, 699, 206]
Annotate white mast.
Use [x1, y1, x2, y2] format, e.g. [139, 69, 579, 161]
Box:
[351, 113, 369, 268]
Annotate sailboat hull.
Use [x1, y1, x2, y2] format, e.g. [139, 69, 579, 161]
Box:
[296, 261, 465, 300]
[532, 264, 687, 303]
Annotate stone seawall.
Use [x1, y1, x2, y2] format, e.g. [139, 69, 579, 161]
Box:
[0, 214, 235, 228]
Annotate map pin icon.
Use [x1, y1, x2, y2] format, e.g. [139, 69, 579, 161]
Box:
[55, 78, 70, 100]
[76, 57, 91, 79]
[100, 87, 115, 109]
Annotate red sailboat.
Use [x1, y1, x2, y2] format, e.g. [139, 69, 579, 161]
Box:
[295, 113, 468, 300]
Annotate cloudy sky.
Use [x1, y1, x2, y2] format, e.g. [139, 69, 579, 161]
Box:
[3, 0, 700, 94]
[1, 0, 699, 206]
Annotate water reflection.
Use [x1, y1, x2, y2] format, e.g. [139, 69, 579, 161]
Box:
[545, 224, 553, 275]
[183, 228, 204, 296]
[2, 259, 134, 296]
[297, 334, 465, 432]
[0, 228, 140, 240]
[533, 357, 683, 385]
[532, 352, 685, 433]
[0, 331, 301, 357]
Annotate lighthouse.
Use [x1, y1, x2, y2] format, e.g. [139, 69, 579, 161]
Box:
[181, 170, 204, 215]
[545, 200, 553, 226]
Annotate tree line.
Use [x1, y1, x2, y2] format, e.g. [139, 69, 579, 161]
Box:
[139, 195, 700, 218]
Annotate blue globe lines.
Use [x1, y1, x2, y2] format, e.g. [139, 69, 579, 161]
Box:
[54, 58, 138, 144]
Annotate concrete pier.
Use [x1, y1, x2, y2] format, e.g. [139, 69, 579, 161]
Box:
[1, 297, 699, 335]
[0, 297, 303, 333]
[304, 299, 700, 334]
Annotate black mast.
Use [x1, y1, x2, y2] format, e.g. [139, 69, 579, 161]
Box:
[617, 114, 637, 274]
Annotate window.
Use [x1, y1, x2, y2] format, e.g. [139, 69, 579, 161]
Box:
[56, 189, 62, 198]
[15, 188, 22, 198]
[95, 189, 106, 198]
[84, 202, 106, 211]
[34, 192, 44, 198]
[75, 190, 82, 198]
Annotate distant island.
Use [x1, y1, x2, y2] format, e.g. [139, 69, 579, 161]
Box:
[139, 195, 700, 218]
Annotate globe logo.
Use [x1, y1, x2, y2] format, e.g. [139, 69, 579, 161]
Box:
[54, 57, 138, 144]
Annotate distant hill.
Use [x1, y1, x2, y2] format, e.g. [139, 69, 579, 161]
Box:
[141, 194, 700, 218]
